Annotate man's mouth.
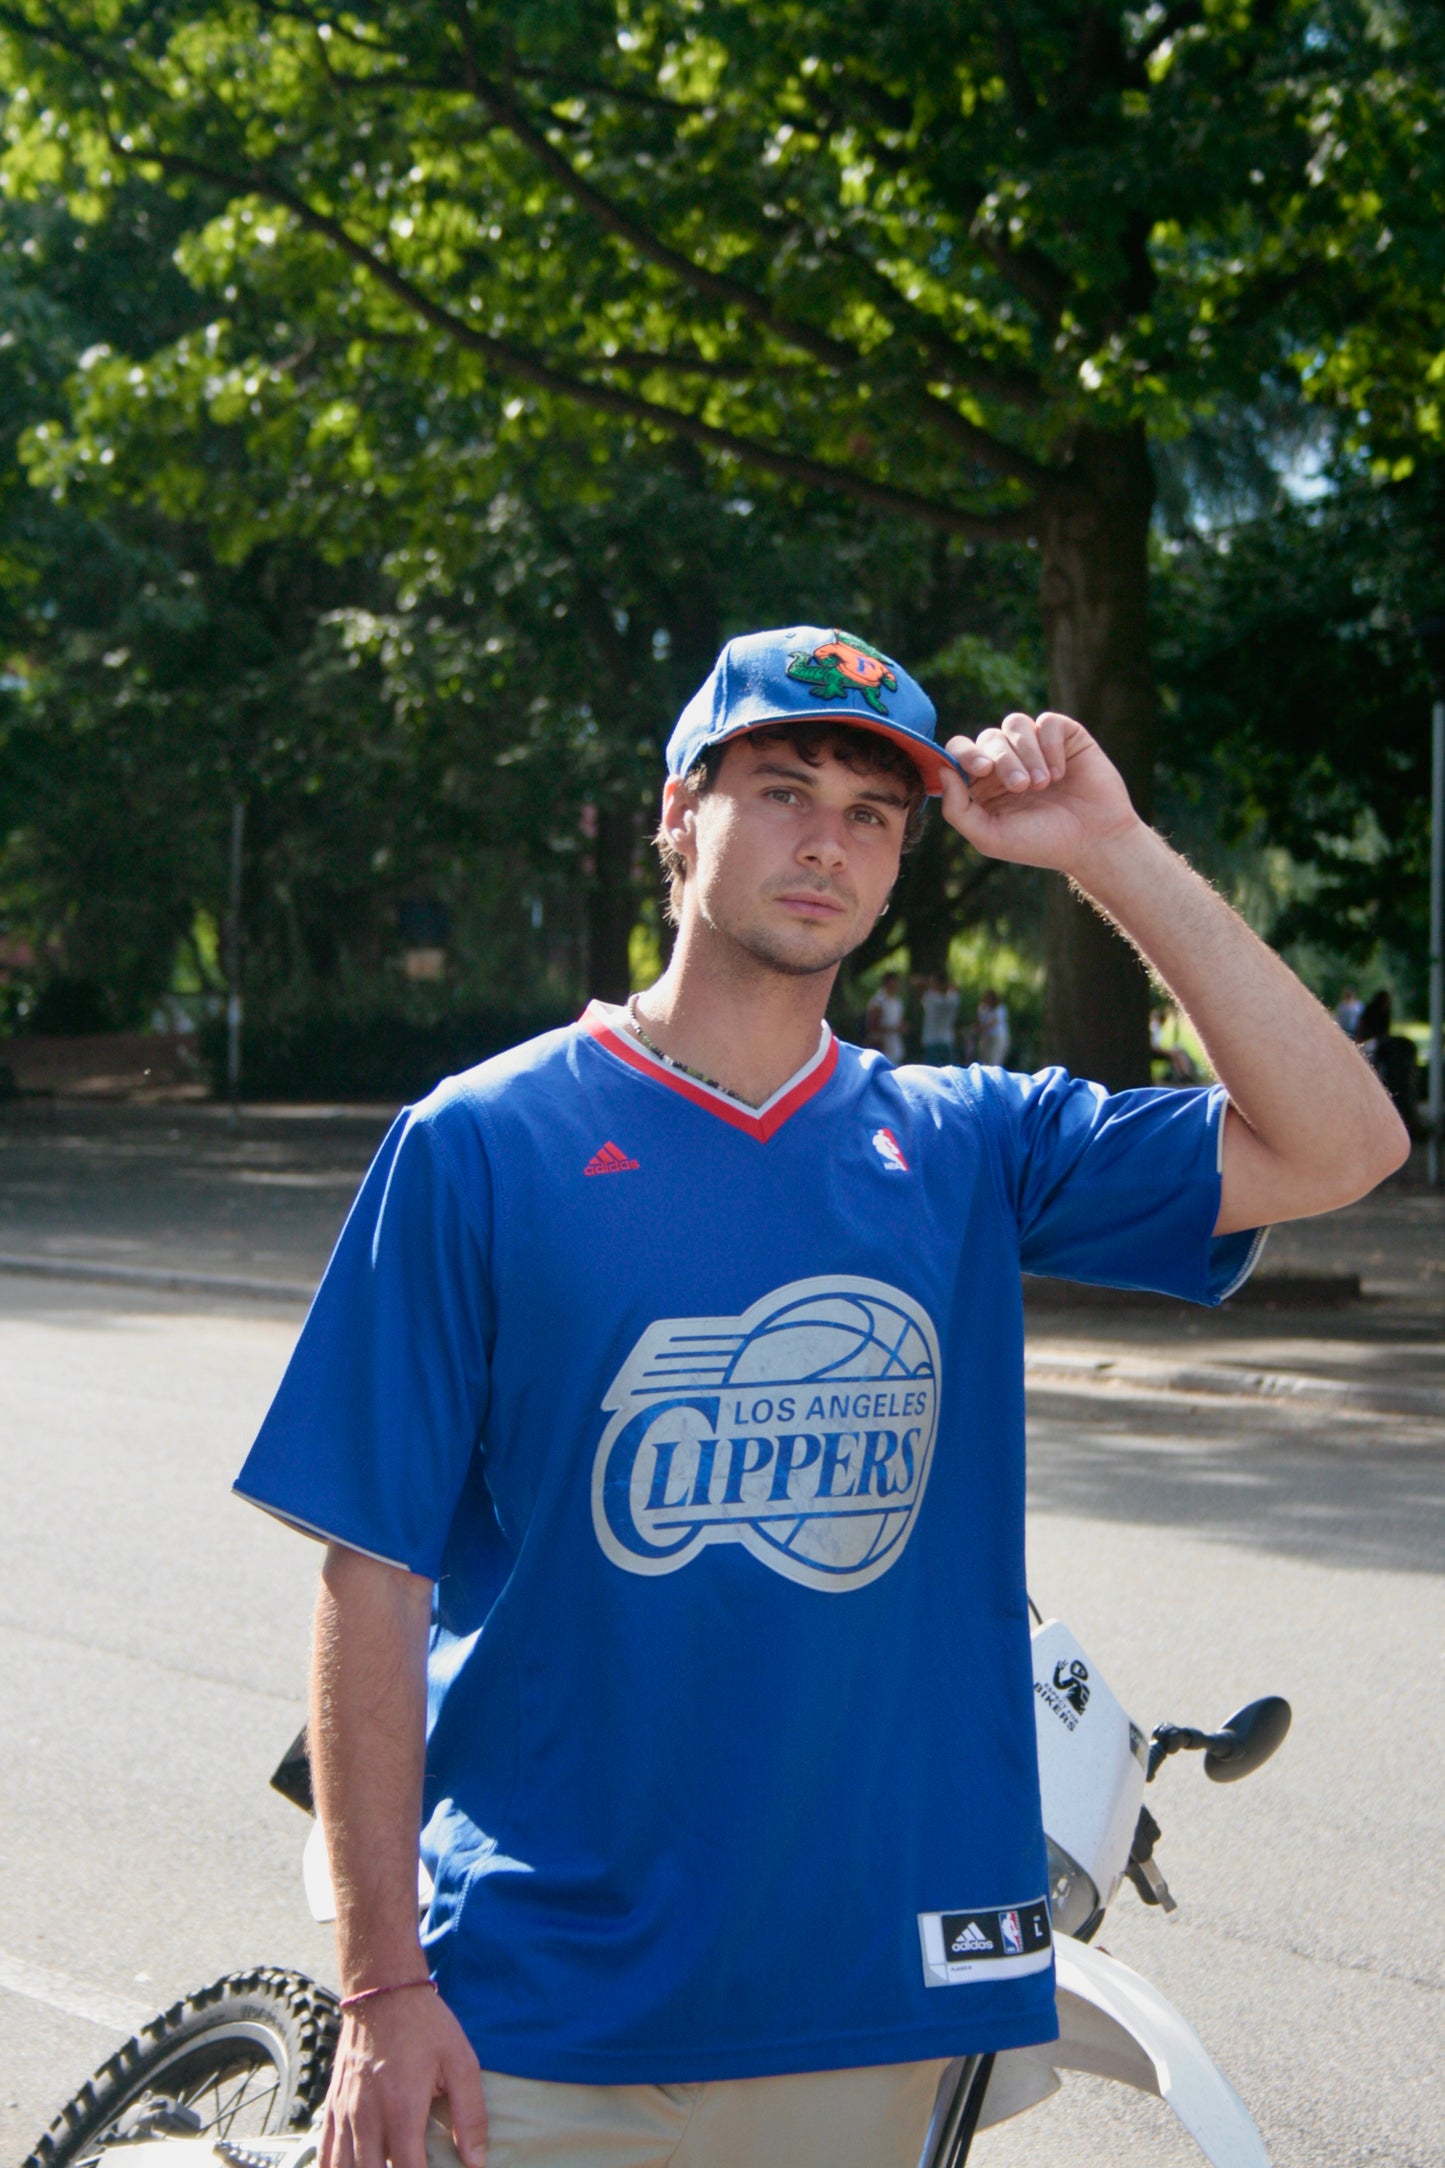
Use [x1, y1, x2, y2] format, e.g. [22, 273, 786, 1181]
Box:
[773, 889, 850, 920]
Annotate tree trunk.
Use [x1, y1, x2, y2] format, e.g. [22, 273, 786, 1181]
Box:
[1038, 423, 1156, 1089]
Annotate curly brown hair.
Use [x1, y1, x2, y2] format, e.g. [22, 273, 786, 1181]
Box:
[654, 719, 929, 924]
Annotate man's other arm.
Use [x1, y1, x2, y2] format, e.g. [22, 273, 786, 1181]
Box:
[311, 1544, 488, 2168]
[941, 711, 1410, 1234]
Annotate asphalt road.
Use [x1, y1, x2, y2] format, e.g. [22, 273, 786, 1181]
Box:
[1, 1278, 1441, 2168]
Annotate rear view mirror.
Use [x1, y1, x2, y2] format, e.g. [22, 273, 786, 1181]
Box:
[1203, 1695, 1292, 1783]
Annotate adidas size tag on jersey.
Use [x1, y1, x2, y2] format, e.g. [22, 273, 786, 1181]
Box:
[918, 1900, 1052, 1987]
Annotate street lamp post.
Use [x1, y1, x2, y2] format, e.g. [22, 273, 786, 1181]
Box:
[226, 798, 245, 1127]
[1414, 621, 1445, 1189]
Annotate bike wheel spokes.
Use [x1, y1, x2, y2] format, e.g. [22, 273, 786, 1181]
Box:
[192, 2061, 286, 2137]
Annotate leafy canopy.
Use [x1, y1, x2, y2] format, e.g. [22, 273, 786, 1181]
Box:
[3, 0, 1435, 547]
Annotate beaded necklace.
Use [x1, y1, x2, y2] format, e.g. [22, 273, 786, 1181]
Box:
[624, 994, 764, 1108]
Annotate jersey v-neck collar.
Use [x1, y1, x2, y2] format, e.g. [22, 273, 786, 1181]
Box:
[580, 1001, 838, 1141]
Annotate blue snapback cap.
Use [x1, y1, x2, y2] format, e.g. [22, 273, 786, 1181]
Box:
[665, 625, 960, 796]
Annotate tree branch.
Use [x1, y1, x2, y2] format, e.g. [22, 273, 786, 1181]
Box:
[459, 68, 872, 376]
[4, 4, 1059, 517]
[118, 140, 1041, 543]
[836, 246, 1046, 411]
[591, 348, 812, 380]
[435, 36, 1065, 493]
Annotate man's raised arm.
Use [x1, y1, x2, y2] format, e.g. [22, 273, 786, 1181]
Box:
[311, 1544, 488, 2168]
[939, 710, 1410, 1234]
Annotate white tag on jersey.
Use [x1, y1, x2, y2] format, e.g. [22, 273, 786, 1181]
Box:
[918, 1901, 1053, 1986]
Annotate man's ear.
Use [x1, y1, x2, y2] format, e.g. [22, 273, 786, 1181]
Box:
[660, 775, 700, 869]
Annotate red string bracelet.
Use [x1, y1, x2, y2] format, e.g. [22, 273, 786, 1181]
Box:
[340, 1978, 438, 2014]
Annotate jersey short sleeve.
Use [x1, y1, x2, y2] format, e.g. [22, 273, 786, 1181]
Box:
[233, 1100, 495, 1577]
[980, 1067, 1263, 1303]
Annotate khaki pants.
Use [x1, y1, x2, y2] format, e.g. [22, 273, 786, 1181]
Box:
[427, 2059, 951, 2168]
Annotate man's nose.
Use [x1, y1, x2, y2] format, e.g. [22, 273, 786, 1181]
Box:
[796, 808, 849, 869]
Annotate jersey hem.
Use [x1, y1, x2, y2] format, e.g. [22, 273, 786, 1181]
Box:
[454, 2002, 1060, 2085]
[231, 1485, 421, 1576]
[1213, 1221, 1269, 1302]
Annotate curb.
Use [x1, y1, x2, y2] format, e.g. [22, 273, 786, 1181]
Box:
[2, 1251, 1440, 1420]
[1024, 1270, 1363, 1310]
[1025, 1349, 1445, 1422]
[0, 1252, 314, 1303]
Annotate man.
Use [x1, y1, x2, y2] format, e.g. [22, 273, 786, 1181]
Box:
[918, 971, 959, 1067]
[973, 987, 1010, 1068]
[864, 969, 907, 1064]
[235, 625, 1406, 2168]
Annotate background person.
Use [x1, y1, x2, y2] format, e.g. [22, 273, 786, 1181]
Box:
[1354, 989, 1421, 1136]
[864, 968, 906, 1064]
[1335, 984, 1364, 1036]
[918, 970, 959, 1065]
[974, 987, 1010, 1066]
[234, 628, 1407, 2168]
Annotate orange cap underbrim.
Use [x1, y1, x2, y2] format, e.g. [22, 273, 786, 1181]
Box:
[713, 712, 963, 797]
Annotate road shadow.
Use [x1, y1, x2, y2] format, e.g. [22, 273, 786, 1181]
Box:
[1026, 1387, 1445, 1578]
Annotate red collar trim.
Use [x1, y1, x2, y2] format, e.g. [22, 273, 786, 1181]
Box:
[580, 1003, 838, 1141]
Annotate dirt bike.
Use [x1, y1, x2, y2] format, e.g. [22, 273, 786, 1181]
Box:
[22, 1618, 1290, 2168]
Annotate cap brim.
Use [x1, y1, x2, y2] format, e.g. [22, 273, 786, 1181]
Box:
[712, 711, 962, 797]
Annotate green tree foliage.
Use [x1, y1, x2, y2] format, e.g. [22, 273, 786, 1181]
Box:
[1152, 471, 1441, 1004]
[1, 172, 1050, 1026]
[8, 0, 1440, 1077]
[4, 1, 1443, 1071]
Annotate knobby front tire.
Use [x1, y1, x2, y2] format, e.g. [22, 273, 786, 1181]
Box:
[22, 1967, 339, 2168]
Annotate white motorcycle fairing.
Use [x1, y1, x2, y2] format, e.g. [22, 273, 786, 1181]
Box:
[976, 1934, 1270, 2167]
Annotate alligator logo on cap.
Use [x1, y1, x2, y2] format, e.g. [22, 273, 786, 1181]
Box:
[786, 630, 898, 717]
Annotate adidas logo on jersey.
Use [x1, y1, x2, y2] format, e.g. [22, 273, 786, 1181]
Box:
[584, 1140, 640, 1177]
[948, 1920, 995, 1956]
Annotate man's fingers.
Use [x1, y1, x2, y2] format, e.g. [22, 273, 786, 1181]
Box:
[944, 732, 995, 777]
[999, 711, 1051, 786]
[333, 2103, 380, 2168]
[443, 2056, 490, 2168]
[1036, 710, 1069, 780]
[973, 722, 1032, 791]
[377, 2098, 430, 2168]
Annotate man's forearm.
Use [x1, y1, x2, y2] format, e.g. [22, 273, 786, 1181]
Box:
[1073, 820, 1409, 1228]
[311, 1544, 435, 1993]
[310, 1547, 489, 2168]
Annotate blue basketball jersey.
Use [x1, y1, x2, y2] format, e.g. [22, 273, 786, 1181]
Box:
[234, 1007, 1260, 2082]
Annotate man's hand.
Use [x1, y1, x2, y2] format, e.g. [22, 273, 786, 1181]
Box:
[938, 709, 1408, 1229]
[320, 1988, 488, 2168]
[938, 710, 1140, 877]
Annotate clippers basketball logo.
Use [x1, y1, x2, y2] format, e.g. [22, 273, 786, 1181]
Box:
[592, 1275, 940, 1591]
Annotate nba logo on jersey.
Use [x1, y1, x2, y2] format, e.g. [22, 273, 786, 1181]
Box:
[592, 1276, 941, 1592]
[999, 1909, 1024, 1956]
[871, 1127, 909, 1172]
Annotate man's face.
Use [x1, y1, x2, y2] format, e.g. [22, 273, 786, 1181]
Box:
[666, 734, 913, 977]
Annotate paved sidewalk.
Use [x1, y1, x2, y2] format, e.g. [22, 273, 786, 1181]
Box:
[1, 1098, 1441, 1414]
[1023, 1166, 1445, 1414]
